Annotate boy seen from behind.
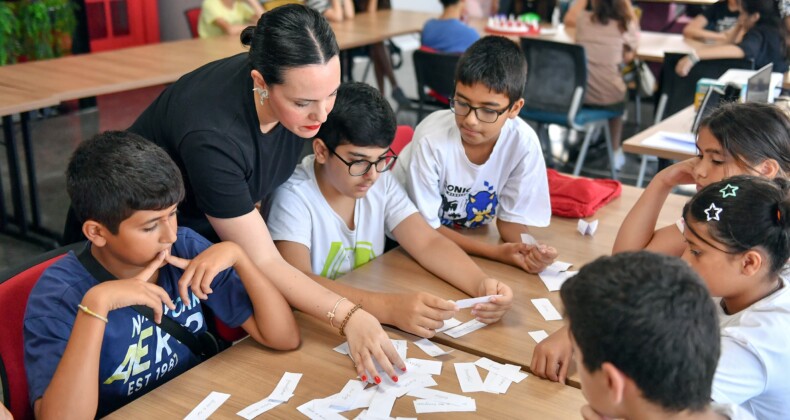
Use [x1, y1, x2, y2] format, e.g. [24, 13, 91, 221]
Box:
[393, 36, 557, 274]
[24, 131, 299, 418]
[268, 82, 513, 339]
[562, 252, 753, 420]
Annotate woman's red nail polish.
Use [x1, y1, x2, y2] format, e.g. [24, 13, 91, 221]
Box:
[374, 376, 381, 384]
[392, 375, 398, 382]
[400, 366, 407, 372]
[361, 375, 367, 382]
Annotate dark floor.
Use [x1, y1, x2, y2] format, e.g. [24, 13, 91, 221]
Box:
[0, 86, 662, 273]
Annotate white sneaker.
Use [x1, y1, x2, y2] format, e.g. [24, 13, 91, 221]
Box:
[614, 149, 626, 171]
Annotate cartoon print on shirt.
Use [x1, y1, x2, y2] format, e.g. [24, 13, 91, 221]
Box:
[440, 181, 498, 228]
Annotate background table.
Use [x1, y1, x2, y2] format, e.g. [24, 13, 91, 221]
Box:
[335, 184, 687, 387]
[107, 313, 586, 419]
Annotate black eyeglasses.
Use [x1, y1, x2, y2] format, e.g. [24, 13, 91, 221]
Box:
[449, 98, 512, 123]
[330, 148, 398, 176]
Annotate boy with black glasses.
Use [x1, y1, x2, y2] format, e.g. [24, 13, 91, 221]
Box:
[268, 82, 513, 339]
[393, 36, 557, 274]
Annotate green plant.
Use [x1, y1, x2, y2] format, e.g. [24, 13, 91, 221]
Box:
[44, 0, 77, 56]
[19, 0, 54, 60]
[0, 2, 20, 65]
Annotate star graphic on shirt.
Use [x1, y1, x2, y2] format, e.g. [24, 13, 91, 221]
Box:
[704, 203, 723, 221]
[719, 184, 739, 198]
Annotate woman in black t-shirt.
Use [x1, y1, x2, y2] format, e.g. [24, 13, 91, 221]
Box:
[128, 5, 407, 383]
[677, 0, 788, 76]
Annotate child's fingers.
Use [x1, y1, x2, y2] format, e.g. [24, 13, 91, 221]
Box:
[190, 266, 209, 300]
[558, 357, 570, 384]
[137, 251, 166, 282]
[147, 283, 176, 311]
[165, 253, 191, 269]
[531, 351, 547, 378]
[178, 266, 197, 305]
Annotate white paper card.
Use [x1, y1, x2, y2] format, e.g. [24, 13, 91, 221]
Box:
[520, 233, 538, 245]
[184, 391, 230, 420]
[391, 339, 408, 361]
[414, 338, 453, 357]
[531, 298, 563, 321]
[297, 400, 347, 420]
[367, 388, 397, 418]
[577, 219, 599, 236]
[414, 398, 477, 413]
[435, 317, 462, 333]
[333, 342, 350, 355]
[538, 270, 577, 292]
[454, 294, 501, 309]
[444, 319, 487, 338]
[528, 330, 549, 343]
[641, 131, 697, 155]
[474, 358, 527, 383]
[406, 358, 443, 375]
[270, 372, 301, 402]
[454, 363, 485, 392]
[406, 387, 472, 405]
[391, 374, 438, 397]
[483, 372, 513, 394]
[331, 380, 366, 411]
[236, 399, 281, 419]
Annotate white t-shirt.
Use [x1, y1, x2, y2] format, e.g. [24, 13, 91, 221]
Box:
[711, 275, 790, 419]
[268, 155, 417, 279]
[392, 110, 551, 230]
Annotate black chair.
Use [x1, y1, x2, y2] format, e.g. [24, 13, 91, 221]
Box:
[519, 38, 620, 179]
[412, 49, 461, 122]
[654, 52, 754, 123]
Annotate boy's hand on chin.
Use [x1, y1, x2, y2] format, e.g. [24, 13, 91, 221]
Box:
[165, 242, 243, 304]
[84, 251, 175, 324]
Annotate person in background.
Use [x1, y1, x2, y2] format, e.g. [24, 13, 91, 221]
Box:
[677, 0, 788, 76]
[683, 0, 741, 43]
[422, 0, 480, 53]
[352, 0, 412, 107]
[305, 0, 355, 24]
[198, 0, 264, 38]
[573, 0, 640, 170]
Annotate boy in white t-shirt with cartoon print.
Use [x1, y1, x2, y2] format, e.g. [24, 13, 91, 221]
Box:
[267, 82, 513, 340]
[393, 36, 557, 274]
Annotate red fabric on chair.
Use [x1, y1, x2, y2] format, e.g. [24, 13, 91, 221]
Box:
[391, 125, 414, 155]
[0, 251, 71, 420]
[185, 8, 201, 39]
[547, 169, 622, 218]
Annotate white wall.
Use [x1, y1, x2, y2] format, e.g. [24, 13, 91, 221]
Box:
[392, 0, 441, 12]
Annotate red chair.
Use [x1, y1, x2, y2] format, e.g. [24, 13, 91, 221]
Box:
[391, 125, 414, 156]
[0, 243, 83, 420]
[185, 7, 201, 39]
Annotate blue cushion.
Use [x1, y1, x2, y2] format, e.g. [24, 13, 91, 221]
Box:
[521, 107, 622, 127]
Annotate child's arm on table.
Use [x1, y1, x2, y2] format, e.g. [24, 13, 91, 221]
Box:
[612, 159, 692, 256]
[531, 325, 573, 383]
[166, 242, 299, 350]
[497, 219, 558, 273]
[394, 213, 514, 324]
[275, 239, 457, 339]
[34, 253, 175, 420]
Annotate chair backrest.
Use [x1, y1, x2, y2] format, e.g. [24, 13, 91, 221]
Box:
[185, 7, 201, 39]
[0, 243, 83, 420]
[655, 52, 754, 122]
[520, 38, 587, 117]
[262, 0, 304, 11]
[412, 49, 461, 119]
[391, 125, 414, 155]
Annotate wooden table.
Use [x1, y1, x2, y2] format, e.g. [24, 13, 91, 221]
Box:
[334, 184, 687, 388]
[622, 104, 696, 179]
[107, 313, 586, 419]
